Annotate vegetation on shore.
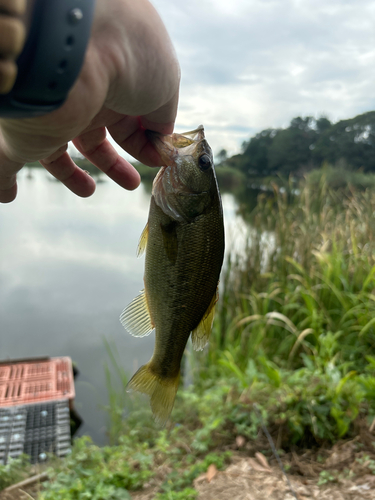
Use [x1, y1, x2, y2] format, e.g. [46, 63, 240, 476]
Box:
[224, 110, 375, 179]
[2, 175, 375, 498]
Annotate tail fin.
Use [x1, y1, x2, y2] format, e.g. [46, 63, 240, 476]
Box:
[127, 363, 180, 427]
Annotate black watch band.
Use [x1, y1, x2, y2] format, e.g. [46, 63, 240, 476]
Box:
[0, 0, 96, 118]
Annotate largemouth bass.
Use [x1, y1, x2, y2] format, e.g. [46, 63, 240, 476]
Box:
[120, 125, 225, 426]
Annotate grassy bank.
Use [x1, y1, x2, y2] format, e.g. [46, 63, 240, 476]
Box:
[200, 175, 375, 439]
[3, 177, 375, 498]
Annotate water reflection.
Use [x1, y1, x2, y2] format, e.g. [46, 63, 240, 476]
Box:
[0, 167, 247, 444]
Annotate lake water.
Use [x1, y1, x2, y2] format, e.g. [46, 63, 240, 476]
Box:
[0, 167, 248, 444]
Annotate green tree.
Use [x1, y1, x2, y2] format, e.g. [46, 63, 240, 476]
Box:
[267, 117, 317, 175]
[216, 149, 228, 163]
[313, 111, 375, 171]
[240, 129, 276, 176]
[227, 111, 375, 179]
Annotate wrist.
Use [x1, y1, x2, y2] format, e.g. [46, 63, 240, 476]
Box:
[0, 0, 96, 118]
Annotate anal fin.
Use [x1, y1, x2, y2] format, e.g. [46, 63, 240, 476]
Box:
[191, 286, 219, 351]
[120, 289, 154, 337]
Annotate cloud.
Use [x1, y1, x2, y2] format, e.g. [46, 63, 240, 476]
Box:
[151, 0, 375, 155]
[68, 0, 375, 160]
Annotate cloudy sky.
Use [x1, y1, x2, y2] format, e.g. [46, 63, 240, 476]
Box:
[149, 0, 375, 157]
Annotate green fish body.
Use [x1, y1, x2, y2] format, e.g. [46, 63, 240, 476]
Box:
[120, 126, 225, 425]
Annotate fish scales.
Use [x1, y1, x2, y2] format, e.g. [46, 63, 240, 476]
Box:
[120, 125, 225, 426]
[145, 196, 224, 379]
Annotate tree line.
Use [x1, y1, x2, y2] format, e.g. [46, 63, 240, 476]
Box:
[221, 111, 375, 177]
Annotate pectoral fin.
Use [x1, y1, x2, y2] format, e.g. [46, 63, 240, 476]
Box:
[136, 223, 149, 258]
[191, 286, 219, 351]
[120, 289, 154, 337]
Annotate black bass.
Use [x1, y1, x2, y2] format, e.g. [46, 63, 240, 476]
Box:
[120, 125, 225, 425]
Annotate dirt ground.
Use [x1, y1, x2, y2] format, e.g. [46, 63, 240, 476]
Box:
[130, 454, 375, 500]
[192, 457, 375, 500]
[131, 435, 375, 500]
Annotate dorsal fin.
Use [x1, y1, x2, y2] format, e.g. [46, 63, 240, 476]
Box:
[120, 289, 154, 337]
[137, 223, 149, 258]
[191, 286, 219, 351]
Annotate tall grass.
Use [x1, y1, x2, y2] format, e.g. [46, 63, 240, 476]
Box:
[200, 176, 375, 377]
[185, 177, 375, 443]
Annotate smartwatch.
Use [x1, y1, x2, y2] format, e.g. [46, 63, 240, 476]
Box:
[0, 0, 96, 118]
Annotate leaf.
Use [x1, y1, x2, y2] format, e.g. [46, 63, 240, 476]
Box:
[235, 435, 246, 448]
[219, 351, 247, 387]
[257, 356, 281, 387]
[335, 370, 357, 395]
[265, 311, 297, 334]
[112, 488, 131, 499]
[206, 464, 217, 483]
[236, 314, 263, 327]
[362, 264, 375, 292]
[288, 328, 315, 362]
[284, 256, 305, 275]
[248, 458, 270, 473]
[255, 452, 271, 470]
[359, 317, 375, 337]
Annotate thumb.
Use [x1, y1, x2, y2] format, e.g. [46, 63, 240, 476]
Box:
[141, 89, 179, 135]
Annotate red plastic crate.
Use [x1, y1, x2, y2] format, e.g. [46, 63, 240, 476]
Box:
[0, 366, 11, 381]
[0, 357, 75, 407]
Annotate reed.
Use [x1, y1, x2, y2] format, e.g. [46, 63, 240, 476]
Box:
[201, 177, 375, 375]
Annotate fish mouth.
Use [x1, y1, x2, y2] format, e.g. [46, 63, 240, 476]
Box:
[147, 126, 206, 166]
[171, 125, 205, 147]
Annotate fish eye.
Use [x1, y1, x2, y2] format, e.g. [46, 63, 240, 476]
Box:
[198, 154, 212, 171]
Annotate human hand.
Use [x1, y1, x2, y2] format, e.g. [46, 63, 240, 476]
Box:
[0, 0, 180, 203]
[0, 0, 26, 94]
